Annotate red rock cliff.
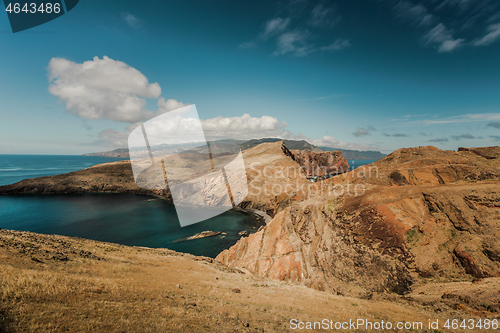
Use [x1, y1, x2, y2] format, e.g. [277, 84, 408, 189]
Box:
[291, 150, 350, 176]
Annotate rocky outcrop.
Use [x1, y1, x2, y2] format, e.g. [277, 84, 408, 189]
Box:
[291, 150, 350, 176]
[217, 144, 500, 297]
[217, 202, 413, 296]
[458, 146, 500, 160]
[172, 231, 224, 243]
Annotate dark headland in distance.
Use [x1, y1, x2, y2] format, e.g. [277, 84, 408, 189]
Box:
[82, 138, 387, 160]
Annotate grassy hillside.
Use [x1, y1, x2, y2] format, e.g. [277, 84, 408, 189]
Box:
[0, 229, 469, 333]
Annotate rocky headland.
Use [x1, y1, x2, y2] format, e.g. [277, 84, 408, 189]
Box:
[216, 144, 500, 312]
[291, 149, 350, 176]
[1, 141, 500, 327]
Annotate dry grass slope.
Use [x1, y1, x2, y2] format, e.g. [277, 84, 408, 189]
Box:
[0, 229, 484, 333]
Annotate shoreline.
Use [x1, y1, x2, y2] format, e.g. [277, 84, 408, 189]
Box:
[232, 206, 272, 225]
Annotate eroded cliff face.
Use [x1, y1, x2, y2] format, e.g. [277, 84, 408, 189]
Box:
[291, 150, 350, 176]
[217, 145, 500, 298]
[216, 201, 413, 296]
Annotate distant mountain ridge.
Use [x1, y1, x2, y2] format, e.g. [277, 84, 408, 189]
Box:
[83, 148, 129, 158]
[238, 138, 321, 152]
[83, 138, 387, 160]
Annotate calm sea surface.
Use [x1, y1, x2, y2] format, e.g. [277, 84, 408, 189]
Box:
[0, 154, 126, 186]
[0, 155, 262, 257]
[349, 159, 378, 170]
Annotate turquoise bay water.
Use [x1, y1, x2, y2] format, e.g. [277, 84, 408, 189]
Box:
[0, 193, 261, 258]
[0, 154, 263, 258]
[349, 159, 378, 170]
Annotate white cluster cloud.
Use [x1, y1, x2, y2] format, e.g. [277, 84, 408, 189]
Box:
[309, 135, 374, 151]
[48, 56, 188, 125]
[201, 114, 290, 140]
[99, 112, 373, 151]
[157, 97, 188, 115]
[48, 56, 373, 151]
[48, 56, 163, 123]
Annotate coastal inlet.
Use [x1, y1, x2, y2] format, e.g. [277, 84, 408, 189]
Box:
[0, 193, 265, 258]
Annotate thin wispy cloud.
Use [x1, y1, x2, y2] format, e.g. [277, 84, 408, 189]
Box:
[260, 17, 291, 40]
[353, 127, 370, 137]
[435, 0, 477, 11]
[241, 0, 350, 57]
[121, 12, 142, 29]
[473, 23, 500, 46]
[310, 4, 340, 27]
[273, 31, 315, 57]
[487, 121, 500, 129]
[309, 135, 375, 151]
[394, 0, 434, 27]
[423, 23, 464, 53]
[238, 41, 258, 49]
[382, 133, 410, 137]
[296, 93, 352, 102]
[451, 134, 479, 140]
[389, 0, 500, 52]
[320, 38, 351, 51]
[428, 137, 449, 142]
[404, 113, 500, 125]
[490, 135, 500, 142]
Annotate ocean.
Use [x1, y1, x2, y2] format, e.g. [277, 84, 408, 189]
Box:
[0, 154, 126, 186]
[349, 159, 378, 170]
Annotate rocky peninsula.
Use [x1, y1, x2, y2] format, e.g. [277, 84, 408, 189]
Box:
[1, 141, 500, 331]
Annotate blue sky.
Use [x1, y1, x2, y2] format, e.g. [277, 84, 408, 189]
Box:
[1, 0, 500, 154]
